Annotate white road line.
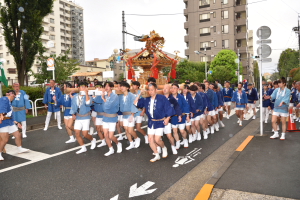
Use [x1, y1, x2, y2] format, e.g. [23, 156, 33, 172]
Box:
[0, 125, 148, 174]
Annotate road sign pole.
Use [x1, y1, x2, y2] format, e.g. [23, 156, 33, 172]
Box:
[259, 31, 263, 136]
[53, 66, 55, 80]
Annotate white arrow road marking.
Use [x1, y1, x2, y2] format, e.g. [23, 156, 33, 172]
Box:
[129, 181, 157, 198]
[110, 194, 119, 200]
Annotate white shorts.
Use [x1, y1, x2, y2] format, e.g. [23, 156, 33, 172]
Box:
[135, 116, 143, 124]
[218, 108, 223, 112]
[273, 112, 289, 118]
[186, 120, 191, 126]
[208, 110, 216, 116]
[118, 115, 123, 122]
[172, 123, 186, 130]
[123, 118, 135, 127]
[289, 103, 294, 107]
[0, 125, 18, 134]
[91, 111, 97, 118]
[148, 126, 164, 136]
[247, 103, 256, 109]
[103, 122, 116, 132]
[74, 119, 90, 131]
[236, 107, 245, 110]
[64, 116, 72, 120]
[164, 123, 172, 134]
[95, 118, 103, 126]
[224, 102, 231, 106]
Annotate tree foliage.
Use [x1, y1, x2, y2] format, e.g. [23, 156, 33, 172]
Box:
[278, 48, 299, 78]
[31, 50, 80, 84]
[176, 59, 208, 83]
[208, 49, 238, 84]
[0, 0, 54, 86]
[270, 72, 280, 81]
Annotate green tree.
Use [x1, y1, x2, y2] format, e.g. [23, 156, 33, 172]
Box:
[208, 49, 238, 84]
[31, 50, 80, 84]
[118, 73, 124, 81]
[176, 59, 208, 83]
[0, 0, 54, 86]
[277, 48, 299, 78]
[270, 72, 280, 81]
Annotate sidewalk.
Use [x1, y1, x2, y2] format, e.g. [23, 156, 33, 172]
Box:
[26, 115, 61, 131]
[210, 120, 300, 199]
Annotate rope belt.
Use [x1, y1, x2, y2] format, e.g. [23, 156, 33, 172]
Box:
[151, 117, 166, 121]
[12, 106, 26, 112]
[122, 112, 131, 116]
[3, 117, 11, 120]
[48, 102, 55, 104]
[65, 107, 71, 109]
[76, 111, 91, 117]
[97, 112, 105, 116]
[103, 113, 118, 118]
[224, 96, 232, 98]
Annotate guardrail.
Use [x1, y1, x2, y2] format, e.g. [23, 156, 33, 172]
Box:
[29, 100, 35, 116]
[34, 98, 44, 117]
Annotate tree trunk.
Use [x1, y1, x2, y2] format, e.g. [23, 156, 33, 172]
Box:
[17, 63, 25, 86]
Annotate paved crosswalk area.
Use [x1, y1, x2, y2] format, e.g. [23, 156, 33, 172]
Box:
[1, 110, 257, 200]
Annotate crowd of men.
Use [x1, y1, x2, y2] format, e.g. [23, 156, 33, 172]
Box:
[0, 77, 297, 162]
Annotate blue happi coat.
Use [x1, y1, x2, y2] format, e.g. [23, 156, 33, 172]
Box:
[119, 92, 138, 119]
[271, 87, 291, 114]
[189, 93, 204, 118]
[132, 90, 143, 117]
[69, 94, 92, 120]
[247, 88, 258, 103]
[231, 90, 248, 108]
[58, 94, 74, 117]
[171, 93, 190, 125]
[262, 89, 272, 108]
[93, 96, 104, 118]
[137, 94, 175, 129]
[222, 87, 233, 102]
[103, 92, 119, 123]
[0, 96, 15, 128]
[200, 92, 212, 111]
[217, 90, 224, 107]
[43, 87, 62, 112]
[12, 90, 31, 122]
[212, 91, 219, 109]
[292, 89, 300, 107]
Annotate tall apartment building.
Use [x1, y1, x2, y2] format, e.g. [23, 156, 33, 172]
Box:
[0, 0, 85, 84]
[183, 0, 254, 82]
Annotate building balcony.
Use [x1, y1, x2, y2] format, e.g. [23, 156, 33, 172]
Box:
[185, 49, 189, 56]
[235, 46, 247, 53]
[199, 4, 210, 9]
[235, 4, 246, 12]
[184, 9, 188, 16]
[200, 47, 211, 51]
[43, 18, 49, 23]
[184, 35, 189, 42]
[235, 18, 247, 26]
[184, 21, 189, 29]
[235, 31, 247, 39]
[200, 18, 210, 23]
[41, 34, 49, 40]
[200, 33, 211, 37]
[43, 26, 49, 32]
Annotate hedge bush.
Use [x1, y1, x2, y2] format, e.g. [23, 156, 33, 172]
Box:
[2, 86, 46, 106]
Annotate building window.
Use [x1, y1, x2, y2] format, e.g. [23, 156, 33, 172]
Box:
[0, 53, 3, 58]
[200, 27, 210, 36]
[50, 26, 55, 31]
[199, 0, 210, 8]
[0, 45, 2, 50]
[0, 36, 2, 42]
[199, 13, 210, 22]
[221, 10, 229, 19]
[222, 25, 229, 33]
[213, 12, 216, 18]
[222, 40, 229, 48]
[213, 26, 216, 32]
[50, 35, 55, 40]
[50, 18, 54, 23]
[200, 42, 211, 50]
[213, 0, 216, 3]
[214, 40, 217, 47]
[6, 60, 9, 65]
[222, 0, 228, 4]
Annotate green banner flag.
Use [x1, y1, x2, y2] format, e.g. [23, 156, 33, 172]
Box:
[0, 61, 8, 87]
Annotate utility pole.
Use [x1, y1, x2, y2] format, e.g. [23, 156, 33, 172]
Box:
[298, 14, 300, 68]
[237, 49, 240, 83]
[204, 46, 207, 80]
[122, 11, 126, 80]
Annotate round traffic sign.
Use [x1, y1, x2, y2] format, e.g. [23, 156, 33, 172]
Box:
[47, 58, 55, 68]
[256, 26, 271, 40]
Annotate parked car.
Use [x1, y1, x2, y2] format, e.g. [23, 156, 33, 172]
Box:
[29, 81, 44, 87]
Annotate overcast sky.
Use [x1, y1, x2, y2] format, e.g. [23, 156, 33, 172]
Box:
[73, 0, 300, 74]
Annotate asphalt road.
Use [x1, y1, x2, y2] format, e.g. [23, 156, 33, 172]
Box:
[0, 111, 256, 200]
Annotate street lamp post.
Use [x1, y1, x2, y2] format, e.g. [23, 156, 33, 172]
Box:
[194, 47, 207, 80]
